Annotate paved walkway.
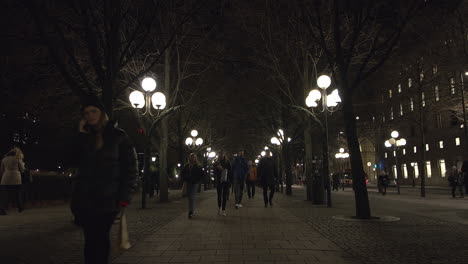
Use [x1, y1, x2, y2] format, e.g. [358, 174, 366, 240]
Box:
[113, 190, 356, 264]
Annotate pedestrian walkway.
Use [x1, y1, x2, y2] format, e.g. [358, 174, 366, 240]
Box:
[113, 190, 357, 264]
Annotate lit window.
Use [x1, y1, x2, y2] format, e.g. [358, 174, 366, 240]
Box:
[426, 161, 432, 178]
[456, 137, 461, 146]
[420, 72, 424, 81]
[410, 98, 414, 111]
[439, 159, 446, 178]
[398, 84, 402, 93]
[439, 141, 444, 149]
[389, 89, 393, 98]
[414, 146, 417, 153]
[400, 104, 403, 116]
[408, 78, 413, 88]
[385, 152, 388, 158]
[403, 149, 406, 155]
[359, 144, 362, 151]
[393, 165, 398, 179]
[450, 77, 456, 95]
[372, 116, 375, 122]
[434, 85, 439, 101]
[413, 163, 419, 178]
[390, 107, 394, 120]
[403, 164, 408, 179]
[425, 144, 429, 151]
[393, 150, 396, 157]
[432, 64, 438, 74]
[382, 115, 386, 123]
[422, 92, 425, 107]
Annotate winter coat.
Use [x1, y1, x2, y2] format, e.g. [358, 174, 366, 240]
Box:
[231, 156, 249, 183]
[68, 121, 138, 213]
[247, 166, 257, 182]
[214, 158, 232, 184]
[448, 171, 463, 187]
[0, 156, 25, 185]
[181, 164, 203, 184]
[257, 157, 278, 186]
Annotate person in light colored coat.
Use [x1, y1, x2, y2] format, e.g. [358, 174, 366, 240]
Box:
[0, 148, 25, 215]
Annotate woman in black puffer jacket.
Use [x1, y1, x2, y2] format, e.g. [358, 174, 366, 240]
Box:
[181, 153, 203, 219]
[69, 96, 137, 264]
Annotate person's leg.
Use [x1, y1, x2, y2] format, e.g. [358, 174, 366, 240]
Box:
[263, 185, 268, 207]
[217, 183, 222, 208]
[77, 210, 97, 264]
[0, 186, 8, 214]
[251, 183, 255, 198]
[452, 186, 456, 198]
[269, 184, 275, 205]
[246, 182, 252, 199]
[239, 182, 244, 204]
[234, 181, 241, 205]
[459, 185, 464, 197]
[222, 183, 229, 210]
[14, 186, 24, 211]
[93, 212, 118, 264]
[188, 183, 198, 215]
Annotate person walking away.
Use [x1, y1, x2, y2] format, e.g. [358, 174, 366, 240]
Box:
[67, 97, 137, 264]
[378, 170, 389, 195]
[332, 173, 340, 191]
[246, 161, 257, 199]
[461, 161, 468, 195]
[181, 153, 203, 218]
[231, 150, 249, 209]
[214, 152, 232, 216]
[0, 148, 25, 215]
[257, 151, 278, 208]
[448, 166, 464, 198]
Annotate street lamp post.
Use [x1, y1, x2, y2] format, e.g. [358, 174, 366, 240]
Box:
[460, 71, 468, 155]
[384, 130, 406, 195]
[129, 77, 167, 209]
[271, 129, 292, 194]
[335, 148, 349, 191]
[306, 75, 341, 207]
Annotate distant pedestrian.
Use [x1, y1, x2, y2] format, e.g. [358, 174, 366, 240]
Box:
[246, 161, 257, 199]
[257, 151, 278, 208]
[0, 147, 25, 215]
[231, 150, 249, 209]
[214, 152, 232, 216]
[448, 166, 464, 198]
[181, 153, 203, 218]
[68, 96, 137, 264]
[462, 161, 468, 195]
[332, 173, 340, 191]
[378, 170, 389, 195]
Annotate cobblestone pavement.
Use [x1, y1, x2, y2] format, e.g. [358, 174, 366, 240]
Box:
[0, 189, 210, 264]
[113, 189, 357, 264]
[276, 186, 468, 264]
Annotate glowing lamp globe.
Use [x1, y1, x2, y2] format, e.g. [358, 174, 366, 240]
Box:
[141, 77, 157, 92]
[151, 92, 166, 109]
[317, 75, 331, 89]
[129, 90, 145, 108]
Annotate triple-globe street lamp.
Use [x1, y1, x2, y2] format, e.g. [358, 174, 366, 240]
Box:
[305, 75, 341, 207]
[129, 77, 167, 209]
[384, 130, 406, 194]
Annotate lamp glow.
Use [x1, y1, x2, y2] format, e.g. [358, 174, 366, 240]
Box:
[185, 137, 193, 146]
[195, 138, 203, 146]
[129, 91, 145, 108]
[141, 77, 157, 92]
[391, 130, 399, 139]
[317, 75, 331, 89]
[191, 130, 198, 137]
[151, 92, 166, 109]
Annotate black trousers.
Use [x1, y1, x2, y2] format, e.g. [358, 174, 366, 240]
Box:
[75, 210, 118, 264]
[246, 181, 256, 198]
[217, 182, 229, 210]
[452, 185, 464, 198]
[0, 185, 23, 211]
[263, 184, 275, 205]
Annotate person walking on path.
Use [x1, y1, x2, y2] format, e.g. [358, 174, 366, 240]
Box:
[213, 152, 232, 216]
[246, 161, 257, 199]
[377, 170, 389, 195]
[0, 147, 25, 215]
[181, 153, 203, 218]
[332, 173, 340, 191]
[67, 97, 137, 264]
[231, 150, 249, 209]
[448, 166, 464, 198]
[257, 151, 278, 208]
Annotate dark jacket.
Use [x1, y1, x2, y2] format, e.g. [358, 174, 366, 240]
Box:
[214, 158, 232, 184]
[181, 163, 203, 184]
[257, 157, 278, 186]
[231, 156, 249, 183]
[68, 121, 138, 212]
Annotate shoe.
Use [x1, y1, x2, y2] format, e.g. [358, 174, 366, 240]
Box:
[235, 204, 239, 209]
[269, 201, 273, 207]
[238, 204, 243, 208]
[221, 210, 226, 216]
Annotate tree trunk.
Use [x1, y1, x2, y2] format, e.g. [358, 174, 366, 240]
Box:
[159, 118, 169, 202]
[342, 85, 371, 219]
[417, 83, 426, 197]
[304, 120, 314, 201]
